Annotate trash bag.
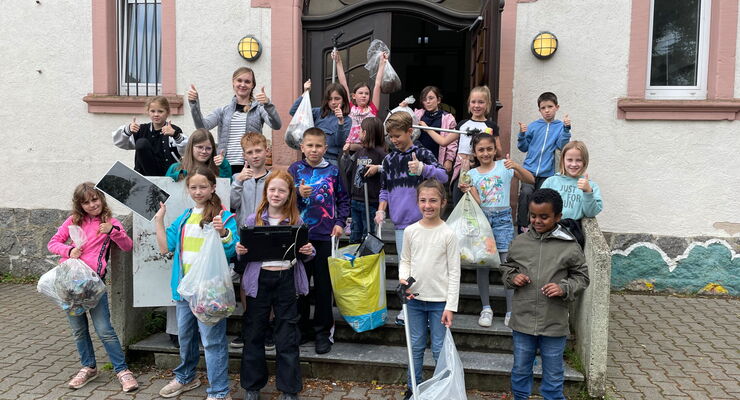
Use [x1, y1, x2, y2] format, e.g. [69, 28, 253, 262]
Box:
[285, 91, 315, 150]
[384, 95, 420, 151]
[416, 328, 467, 400]
[328, 238, 387, 333]
[37, 225, 106, 316]
[177, 223, 236, 325]
[446, 191, 500, 267]
[365, 39, 402, 93]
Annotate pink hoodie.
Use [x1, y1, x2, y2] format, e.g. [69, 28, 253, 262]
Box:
[413, 109, 459, 178]
[47, 215, 133, 278]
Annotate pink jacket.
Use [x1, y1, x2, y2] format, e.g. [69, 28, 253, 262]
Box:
[414, 109, 459, 178]
[47, 215, 133, 278]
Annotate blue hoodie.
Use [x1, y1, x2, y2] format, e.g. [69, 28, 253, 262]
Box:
[517, 119, 571, 177]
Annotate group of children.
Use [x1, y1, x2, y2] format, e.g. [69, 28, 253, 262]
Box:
[48, 60, 602, 400]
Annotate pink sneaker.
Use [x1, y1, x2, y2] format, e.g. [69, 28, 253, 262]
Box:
[68, 367, 98, 389]
[117, 369, 139, 392]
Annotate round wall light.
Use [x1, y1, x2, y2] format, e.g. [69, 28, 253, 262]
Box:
[238, 35, 262, 61]
[531, 32, 558, 59]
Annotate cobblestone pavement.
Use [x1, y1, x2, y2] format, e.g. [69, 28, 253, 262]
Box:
[606, 293, 740, 400]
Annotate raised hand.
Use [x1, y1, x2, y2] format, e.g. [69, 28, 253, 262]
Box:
[407, 152, 423, 176]
[155, 201, 167, 220]
[162, 121, 175, 136]
[213, 210, 226, 236]
[504, 153, 515, 169]
[129, 117, 140, 133]
[214, 151, 224, 166]
[577, 173, 592, 193]
[331, 49, 342, 65]
[256, 87, 269, 104]
[513, 273, 531, 287]
[237, 166, 254, 182]
[303, 79, 312, 92]
[334, 106, 344, 124]
[563, 114, 571, 128]
[187, 84, 198, 102]
[299, 179, 312, 198]
[518, 121, 527, 133]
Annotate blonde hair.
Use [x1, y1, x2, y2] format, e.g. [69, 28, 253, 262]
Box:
[232, 67, 256, 111]
[385, 111, 412, 133]
[254, 170, 301, 226]
[71, 182, 112, 225]
[559, 140, 590, 176]
[468, 85, 492, 117]
[145, 96, 171, 113]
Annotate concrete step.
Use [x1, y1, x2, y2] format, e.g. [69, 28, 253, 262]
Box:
[129, 332, 584, 394]
[382, 253, 503, 284]
[384, 279, 509, 315]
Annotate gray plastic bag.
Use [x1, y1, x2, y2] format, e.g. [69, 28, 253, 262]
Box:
[384, 95, 420, 151]
[416, 328, 467, 400]
[365, 39, 401, 93]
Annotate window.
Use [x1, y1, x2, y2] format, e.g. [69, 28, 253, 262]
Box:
[118, 0, 162, 96]
[646, 0, 711, 99]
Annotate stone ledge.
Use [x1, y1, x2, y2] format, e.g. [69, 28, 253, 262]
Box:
[617, 98, 740, 120]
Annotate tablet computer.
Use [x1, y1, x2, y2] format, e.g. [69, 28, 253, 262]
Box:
[240, 224, 309, 262]
[96, 161, 170, 221]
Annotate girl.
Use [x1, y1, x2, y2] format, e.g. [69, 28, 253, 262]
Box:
[154, 167, 238, 400]
[47, 183, 138, 392]
[166, 128, 232, 181]
[459, 133, 534, 328]
[343, 117, 387, 243]
[398, 179, 460, 400]
[452, 86, 503, 204]
[541, 140, 603, 220]
[113, 96, 187, 176]
[289, 79, 351, 165]
[236, 170, 313, 400]
[333, 50, 387, 152]
[407, 86, 458, 177]
[188, 67, 282, 174]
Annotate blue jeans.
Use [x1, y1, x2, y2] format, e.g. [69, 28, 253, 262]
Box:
[350, 200, 377, 243]
[483, 208, 515, 252]
[395, 229, 405, 255]
[174, 300, 230, 398]
[67, 292, 128, 373]
[511, 330, 567, 400]
[406, 299, 446, 390]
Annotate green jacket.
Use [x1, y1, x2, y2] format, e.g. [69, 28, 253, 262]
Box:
[500, 225, 589, 337]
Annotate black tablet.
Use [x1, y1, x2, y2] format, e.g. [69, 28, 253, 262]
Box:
[96, 161, 170, 221]
[240, 224, 309, 262]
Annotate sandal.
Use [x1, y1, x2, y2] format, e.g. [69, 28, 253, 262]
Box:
[117, 369, 139, 392]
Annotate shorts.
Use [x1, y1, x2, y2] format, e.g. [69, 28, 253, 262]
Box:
[483, 208, 514, 253]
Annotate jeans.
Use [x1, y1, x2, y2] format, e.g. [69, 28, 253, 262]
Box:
[511, 330, 567, 400]
[67, 292, 128, 373]
[394, 229, 405, 255]
[174, 300, 230, 398]
[350, 200, 377, 243]
[406, 299, 446, 390]
[483, 208, 515, 252]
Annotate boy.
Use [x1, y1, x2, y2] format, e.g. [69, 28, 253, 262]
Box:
[516, 92, 572, 232]
[229, 132, 272, 349]
[374, 112, 447, 325]
[288, 128, 350, 354]
[500, 188, 589, 400]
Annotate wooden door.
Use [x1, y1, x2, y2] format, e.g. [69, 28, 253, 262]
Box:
[469, 0, 503, 121]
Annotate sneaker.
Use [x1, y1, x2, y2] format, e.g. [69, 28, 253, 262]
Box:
[244, 390, 260, 400]
[68, 367, 98, 389]
[478, 308, 493, 327]
[504, 312, 511, 327]
[265, 334, 276, 351]
[395, 311, 405, 326]
[279, 393, 299, 400]
[315, 337, 332, 354]
[403, 389, 413, 400]
[158, 377, 201, 398]
[207, 396, 232, 400]
[230, 336, 244, 348]
[169, 334, 180, 349]
[116, 369, 139, 392]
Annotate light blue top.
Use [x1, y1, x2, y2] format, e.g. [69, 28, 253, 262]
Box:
[541, 173, 603, 220]
[467, 160, 514, 209]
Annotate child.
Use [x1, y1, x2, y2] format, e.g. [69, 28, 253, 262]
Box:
[229, 131, 272, 349]
[344, 117, 387, 243]
[113, 96, 187, 176]
[541, 141, 603, 220]
[452, 86, 502, 204]
[236, 170, 314, 400]
[406, 86, 458, 176]
[458, 133, 534, 328]
[516, 92, 572, 232]
[289, 80, 351, 165]
[166, 128, 232, 181]
[288, 128, 350, 354]
[398, 179, 460, 400]
[333, 50, 386, 152]
[47, 182, 138, 392]
[500, 188, 589, 400]
[154, 167, 238, 400]
[188, 67, 282, 174]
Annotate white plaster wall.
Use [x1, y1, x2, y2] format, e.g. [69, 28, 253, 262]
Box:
[0, 1, 271, 214]
[510, 0, 740, 237]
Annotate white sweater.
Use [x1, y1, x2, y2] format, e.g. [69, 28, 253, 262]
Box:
[398, 221, 461, 311]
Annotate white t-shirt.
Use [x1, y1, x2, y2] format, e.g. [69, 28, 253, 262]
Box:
[262, 217, 292, 269]
[456, 119, 498, 155]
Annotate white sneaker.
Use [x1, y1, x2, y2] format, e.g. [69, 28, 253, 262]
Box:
[504, 312, 511, 327]
[478, 308, 493, 327]
[159, 378, 201, 398]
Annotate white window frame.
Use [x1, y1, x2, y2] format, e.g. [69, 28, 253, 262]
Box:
[118, 0, 162, 96]
[645, 0, 711, 100]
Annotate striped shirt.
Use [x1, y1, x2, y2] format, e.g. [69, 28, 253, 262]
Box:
[181, 208, 206, 274]
[226, 109, 248, 166]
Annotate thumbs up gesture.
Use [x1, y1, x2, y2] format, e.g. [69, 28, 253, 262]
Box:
[129, 117, 140, 133]
[213, 210, 226, 236]
[187, 84, 198, 102]
[334, 105, 344, 124]
[563, 114, 571, 128]
[214, 150, 225, 166]
[518, 121, 527, 133]
[236, 166, 254, 182]
[299, 179, 312, 198]
[504, 153, 515, 170]
[256, 86, 269, 104]
[407, 152, 424, 176]
[577, 173, 592, 193]
[162, 121, 175, 136]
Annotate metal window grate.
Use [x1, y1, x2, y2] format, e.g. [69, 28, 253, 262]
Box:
[117, 0, 162, 96]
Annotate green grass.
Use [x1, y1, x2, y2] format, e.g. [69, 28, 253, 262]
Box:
[101, 362, 113, 371]
[0, 273, 40, 284]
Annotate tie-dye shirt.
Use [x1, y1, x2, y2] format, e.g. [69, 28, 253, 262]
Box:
[467, 160, 514, 209]
[288, 159, 350, 240]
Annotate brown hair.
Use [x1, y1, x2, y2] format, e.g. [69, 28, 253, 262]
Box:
[186, 167, 223, 228]
[254, 170, 301, 226]
[416, 179, 447, 203]
[420, 86, 443, 105]
[71, 182, 112, 225]
[361, 117, 385, 149]
[537, 92, 559, 106]
[468, 85, 492, 117]
[302, 127, 327, 142]
[558, 140, 590, 176]
[240, 131, 268, 150]
[176, 128, 219, 181]
[145, 96, 171, 113]
[233, 67, 256, 111]
[384, 111, 413, 133]
[320, 83, 350, 118]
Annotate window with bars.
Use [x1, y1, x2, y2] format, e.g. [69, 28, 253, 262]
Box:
[118, 0, 162, 96]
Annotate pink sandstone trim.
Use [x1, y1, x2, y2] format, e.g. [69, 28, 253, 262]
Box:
[617, 98, 740, 120]
[706, 0, 738, 99]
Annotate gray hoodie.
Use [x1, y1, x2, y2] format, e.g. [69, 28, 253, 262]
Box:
[231, 170, 271, 228]
[500, 225, 590, 337]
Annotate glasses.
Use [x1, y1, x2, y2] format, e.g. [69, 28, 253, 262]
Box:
[194, 145, 213, 153]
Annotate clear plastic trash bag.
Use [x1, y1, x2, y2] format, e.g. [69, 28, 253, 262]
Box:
[177, 223, 236, 325]
[365, 39, 402, 93]
[37, 225, 106, 316]
[416, 328, 467, 400]
[286, 91, 315, 150]
[446, 191, 500, 267]
[384, 95, 420, 151]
